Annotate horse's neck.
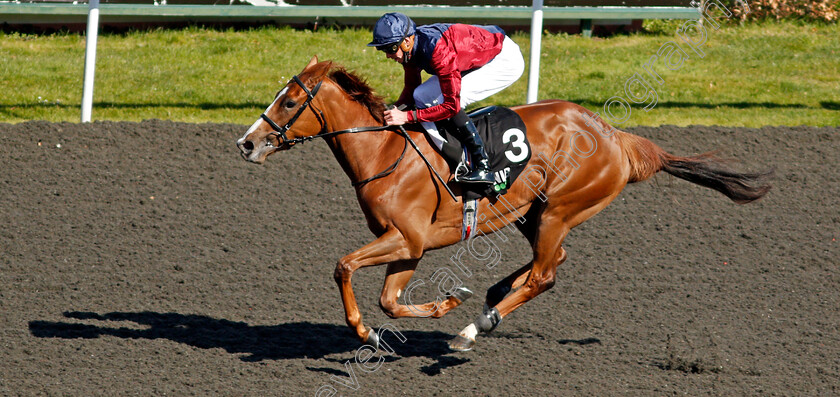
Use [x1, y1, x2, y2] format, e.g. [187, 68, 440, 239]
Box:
[323, 102, 396, 185]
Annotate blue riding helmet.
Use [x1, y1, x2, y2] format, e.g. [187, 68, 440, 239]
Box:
[367, 12, 416, 47]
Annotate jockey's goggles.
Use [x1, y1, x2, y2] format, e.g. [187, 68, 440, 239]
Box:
[376, 41, 402, 54]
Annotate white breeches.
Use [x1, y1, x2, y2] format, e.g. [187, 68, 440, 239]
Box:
[412, 36, 525, 149]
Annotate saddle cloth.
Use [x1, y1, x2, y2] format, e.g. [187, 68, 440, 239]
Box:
[427, 106, 532, 201]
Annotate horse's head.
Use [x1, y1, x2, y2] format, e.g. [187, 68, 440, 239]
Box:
[237, 56, 331, 164]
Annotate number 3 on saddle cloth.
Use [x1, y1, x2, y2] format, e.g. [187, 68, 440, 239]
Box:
[428, 106, 532, 202]
[426, 106, 532, 240]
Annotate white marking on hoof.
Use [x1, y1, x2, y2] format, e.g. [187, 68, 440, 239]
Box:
[460, 323, 478, 340]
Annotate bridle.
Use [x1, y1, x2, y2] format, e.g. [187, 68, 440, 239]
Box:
[260, 75, 326, 148]
[257, 73, 456, 200]
[258, 74, 408, 186]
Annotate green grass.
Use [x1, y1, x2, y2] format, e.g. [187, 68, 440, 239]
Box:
[1, 21, 838, 127]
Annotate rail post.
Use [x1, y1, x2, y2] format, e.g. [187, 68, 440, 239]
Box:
[527, 0, 544, 104]
[81, 0, 99, 122]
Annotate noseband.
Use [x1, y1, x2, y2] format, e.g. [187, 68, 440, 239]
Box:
[260, 75, 326, 147]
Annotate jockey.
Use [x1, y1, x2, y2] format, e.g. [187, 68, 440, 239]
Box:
[369, 12, 525, 185]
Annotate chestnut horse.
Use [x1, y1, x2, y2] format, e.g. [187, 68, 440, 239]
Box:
[236, 56, 772, 352]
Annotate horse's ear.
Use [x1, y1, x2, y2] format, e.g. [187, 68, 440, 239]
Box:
[306, 55, 319, 69]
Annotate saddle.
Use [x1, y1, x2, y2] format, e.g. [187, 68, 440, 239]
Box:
[427, 106, 532, 201]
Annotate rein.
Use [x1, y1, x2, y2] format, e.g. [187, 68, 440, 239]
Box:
[260, 74, 409, 186]
[352, 128, 408, 187]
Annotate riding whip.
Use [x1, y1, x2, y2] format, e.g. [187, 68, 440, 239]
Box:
[391, 105, 458, 202]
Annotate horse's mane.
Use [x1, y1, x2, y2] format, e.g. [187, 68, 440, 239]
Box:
[327, 67, 387, 125]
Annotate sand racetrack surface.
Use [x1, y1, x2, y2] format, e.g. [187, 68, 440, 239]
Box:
[1, 121, 838, 396]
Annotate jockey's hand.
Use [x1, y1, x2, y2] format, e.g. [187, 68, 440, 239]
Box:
[384, 108, 409, 126]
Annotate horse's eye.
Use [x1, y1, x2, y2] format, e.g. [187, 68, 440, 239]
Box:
[285, 100, 296, 109]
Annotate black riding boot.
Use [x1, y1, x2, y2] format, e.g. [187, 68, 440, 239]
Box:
[452, 120, 495, 185]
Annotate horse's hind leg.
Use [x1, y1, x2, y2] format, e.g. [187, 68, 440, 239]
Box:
[485, 262, 532, 308]
[450, 195, 617, 352]
[484, 203, 541, 308]
[450, 220, 569, 351]
[378, 259, 472, 319]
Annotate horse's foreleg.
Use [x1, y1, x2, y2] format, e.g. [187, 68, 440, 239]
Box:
[378, 260, 472, 319]
[334, 229, 418, 345]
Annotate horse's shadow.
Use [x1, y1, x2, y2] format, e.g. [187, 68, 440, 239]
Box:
[29, 311, 459, 369]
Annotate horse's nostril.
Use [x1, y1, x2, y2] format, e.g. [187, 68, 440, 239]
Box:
[243, 141, 254, 151]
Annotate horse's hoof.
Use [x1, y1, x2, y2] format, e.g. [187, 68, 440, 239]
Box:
[365, 327, 379, 349]
[448, 335, 475, 352]
[448, 286, 473, 303]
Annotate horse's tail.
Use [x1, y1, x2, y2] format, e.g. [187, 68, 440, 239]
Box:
[618, 131, 773, 204]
